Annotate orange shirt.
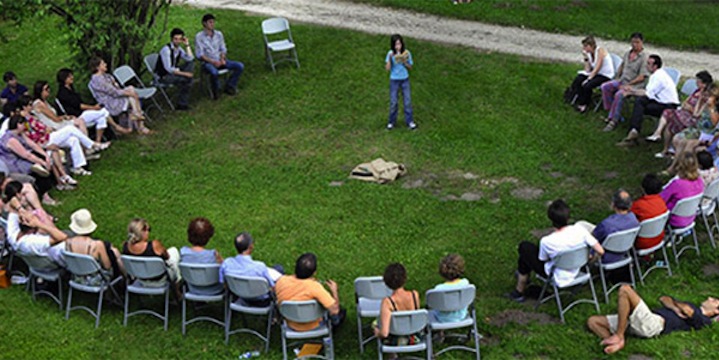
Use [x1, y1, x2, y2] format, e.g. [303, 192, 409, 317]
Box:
[275, 275, 336, 331]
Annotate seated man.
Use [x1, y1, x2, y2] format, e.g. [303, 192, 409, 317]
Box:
[156, 28, 195, 110]
[14, 208, 68, 266]
[587, 285, 718, 354]
[195, 13, 244, 99]
[575, 189, 640, 264]
[631, 174, 668, 250]
[0, 71, 29, 107]
[275, 252, 345, 331]
[508, 199, 605, 302]
[616, 54, 679, 145]
[219, 232, 282, 306]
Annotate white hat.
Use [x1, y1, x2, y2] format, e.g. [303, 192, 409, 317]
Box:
[69, 209, 97, 235]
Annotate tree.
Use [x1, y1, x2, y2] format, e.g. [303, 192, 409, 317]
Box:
[0, 0, 171, 71]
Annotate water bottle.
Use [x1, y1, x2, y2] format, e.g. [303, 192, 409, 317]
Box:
[323, 337, 333, 357]
[238, 350, 260, 359]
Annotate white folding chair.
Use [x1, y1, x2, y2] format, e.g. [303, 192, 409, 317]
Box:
[178, 263, 226, 335]
[63, 250, 122, 328]
[54, 98, 68, 115]
[535, 245, 600, 323]
[377, 309, 431, 360]
[699, 177, 719, 249]
[597, 227, 640, 303]
[143, 54, 175, 111]
[664, 67, 681, 86]
[261, 17, 300, 72]
[426, 285, 481, 360]
[112, 65, 164, 117]
[632, 211, 672, 285]
[354, 276, 392, 354]
[121, 255, 170, 330]
[666, 193, 703, 263]
[680, 78, 698, 97]
[225, 274, 275, 352]
[17, 251, 64, 310]
[279, 300, 333, 360]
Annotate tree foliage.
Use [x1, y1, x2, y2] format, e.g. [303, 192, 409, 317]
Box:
[0, 0, 171, 71]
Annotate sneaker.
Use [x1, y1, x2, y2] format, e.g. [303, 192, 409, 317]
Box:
[61, 174, 78, 185]
[71, 167, 92, 176]
[56, 183, 76, 191]
[386, 123, 394, 130]
[408, 122, 418, 130]
[654, 152, 666, 159]
[506, 289, 525, 303]
[646, 135, 661, 142]
[85, 153, 101, 161]
[602, 120, 617, 132]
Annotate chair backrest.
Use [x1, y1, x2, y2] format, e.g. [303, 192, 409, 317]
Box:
[87, 83, 99, 102]
[54, 98, 67, 116]
[552, 245, 590, 270]
[354, 276, 392, 300]
[638, 211, 670, 238]
[671, 193, 703, 217]
[388, 309, 428, 336]
[681, 78, 698, 97]
[609, 53, 623, 77]
[262, 17, 290, 36]
[664, 67, 681, 86]
[121, 255, 166, 280]
[279, 300, 324, 323]
[18, 251, 60, 271]
[113, 65, 144, 88]
[144, 54, 161, 82]
[425, 285, 475, 312]
[704, 178, 719, 202]
[179, 263, 221, 287]
[225, 274, 271, 299]
[63, 251, 102, 277]
[602, 227, 641, 253]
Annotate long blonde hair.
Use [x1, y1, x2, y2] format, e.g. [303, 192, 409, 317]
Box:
[127, 218, 149, 244]
[676, 152, 700, 181]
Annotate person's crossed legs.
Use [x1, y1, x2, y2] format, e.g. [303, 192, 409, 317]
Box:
[586, 284, 644, 354]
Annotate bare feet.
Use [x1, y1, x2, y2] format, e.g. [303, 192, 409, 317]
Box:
[600, 334, 621, 346]
[114, 125, 132, 135]
[601, 335, 624, 354]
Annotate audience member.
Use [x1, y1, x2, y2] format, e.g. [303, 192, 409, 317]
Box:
[587, 285, 718, 354]
[219, 232, 283, 305]
[661, 152, 704, 228]
[122, 218, 180, 286]
[195, 13, 244, 99]
[0, 71, 29, 107]
[630, 174, 668, 250]
[275, 252, 345, 331]
[14, 208, 68, 266]
[576, 190, 639, 263]
[65, 208, 125, 278]
[179, 217, 223, 295]
[31, 80, 88, 134]
[508, 199, 605, 302]
[615, 55, 679, 144]
[373, 263, 421, 345]
[601, 32, 649, 125]
[567, 36, 614, 114]
[156, 28, 195, 110]
[431, 254, 471, 323]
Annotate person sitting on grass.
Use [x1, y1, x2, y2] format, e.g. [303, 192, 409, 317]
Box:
[431, 254, 471, 322]
[374, 262, 421, 348]
[179, 217, 223, 295]
[508, 199, 605, 302]
[630, 174, 668, 251]
[587, 285, 719, 354]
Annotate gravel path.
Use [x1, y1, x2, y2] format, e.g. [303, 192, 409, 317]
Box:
[185, 0, 719, 78]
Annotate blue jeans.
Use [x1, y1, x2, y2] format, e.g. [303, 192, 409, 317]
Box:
[202, 60, 244, 91]
[389, 79, 413, 126]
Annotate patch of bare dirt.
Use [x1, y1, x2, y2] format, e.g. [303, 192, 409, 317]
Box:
[702, 263, 719, 277]
[604, 171, 619, 179]
[628, 355, 654, 360]
[488, 309, 559, 327]
[460, 192, 483, 201]
[511, 187, 544, 200]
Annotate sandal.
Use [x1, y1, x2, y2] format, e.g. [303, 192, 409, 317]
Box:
[602, 120, 617, 132]
[93, 142, 111, 151]
[61, 174, 78, 185]
[71, 167, 92, 176]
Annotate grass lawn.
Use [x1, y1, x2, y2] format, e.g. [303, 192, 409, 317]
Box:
[1, 4, 718, 359]
[347, 0, 719, 54]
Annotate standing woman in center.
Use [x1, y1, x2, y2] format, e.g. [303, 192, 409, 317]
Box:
[385, 34, 417, 130]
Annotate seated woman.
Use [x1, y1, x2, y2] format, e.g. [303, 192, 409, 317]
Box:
[88, 57, 152, 134]
[17, 96, 110, 176]
[122, 218, 180, 287]
[431, 254, 471, 323]
[64, 208, 125, 279]
[0, 115, 77, 191]
[373, 263, 421, 347]
[650, 71, 713, 156]
[665, 86, 719, 174]
[3, 180, 52, 229]
[661, 152, 704, 229]
[567, 36, 614, 113]
[179, 217, 223, 295]
[56, 68, 131, 141]
[31, 80, 87, 134]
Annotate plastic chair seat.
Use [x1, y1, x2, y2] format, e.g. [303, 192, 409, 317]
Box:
[537, 271, 590, 289]
[428, 316, 473, 330]
[128, 280, 169, 295]
[69, 280, 107, 293]
[185, 292, 224, 302]
[636, 241, 665, 256]
[600, 256, 633, 271]
[229, 300, 272, 315]
[282, 324, 330, 339]
[267, 39, 295, 52]
[380, 343, 428, 353]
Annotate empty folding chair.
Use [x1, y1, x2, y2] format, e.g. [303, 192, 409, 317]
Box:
[17, 251, 64, 310]
[143, 54, 175, 111]
[261, 17, 300, 72]
[426, 285, 481, 360]
[354, 276, 392, 354]
[666, 193, 703, 263]
[55, 98, 68, 115]
[680, 78, 698, 97]
[632, 211, 672, 285]
[535, 245, 600, 323]
[698, 177, 719, 248]
[121, 255, 170, 330]
[279, 300, 333, 360]
[112, 65, 163, 118]
[63, 251, 122, 328]
[178, 263, 226, 335]
[664, 67, 681, 86]
[225, 274, 275, 352]
[377, 309, 431, 360]
[597, 227, 640, 303]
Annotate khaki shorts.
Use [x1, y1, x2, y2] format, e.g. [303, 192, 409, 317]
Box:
[607, 300, 664, 338]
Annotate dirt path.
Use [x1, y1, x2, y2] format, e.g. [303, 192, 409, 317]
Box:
[185, 0, 719, 78]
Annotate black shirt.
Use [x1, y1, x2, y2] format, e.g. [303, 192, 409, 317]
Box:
[654, 301, 713, 335]
[56, 86, 85, 117]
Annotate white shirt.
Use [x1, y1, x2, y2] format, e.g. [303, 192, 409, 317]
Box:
[646, 68, 679, 105]
[16, 233, 65, 266]
[538, 224, 598, 287]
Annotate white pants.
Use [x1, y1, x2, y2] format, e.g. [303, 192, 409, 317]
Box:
[47, 126, 94, 168]
[79, 108, 109, 129]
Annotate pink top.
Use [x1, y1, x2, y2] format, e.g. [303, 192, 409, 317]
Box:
[660, 177, 704, 227]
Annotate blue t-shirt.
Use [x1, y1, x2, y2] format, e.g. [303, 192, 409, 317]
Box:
[179, 246, 223, 295]
[592, 212, 640, 263]
[431, 278, 470, 323]
[1, 84, 28, 104]
[385, 50, 413, 80]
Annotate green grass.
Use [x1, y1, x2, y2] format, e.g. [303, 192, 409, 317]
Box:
[347, 0, 719, 53]
[1, 4, 719, 359]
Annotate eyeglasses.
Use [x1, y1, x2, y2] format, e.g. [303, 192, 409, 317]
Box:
[144, 226, 152, 232]
[43, 87, 50, 91]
